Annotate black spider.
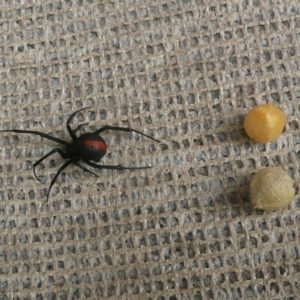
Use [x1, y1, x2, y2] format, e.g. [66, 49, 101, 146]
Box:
[1, 107, 161, 199]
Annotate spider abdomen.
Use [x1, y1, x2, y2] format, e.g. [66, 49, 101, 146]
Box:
[76, 133, 107, 162]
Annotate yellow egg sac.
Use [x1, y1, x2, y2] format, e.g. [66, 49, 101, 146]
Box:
[244, 104, 286, 142]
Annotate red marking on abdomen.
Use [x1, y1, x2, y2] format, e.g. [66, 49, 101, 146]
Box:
[83, 139, 107, 151]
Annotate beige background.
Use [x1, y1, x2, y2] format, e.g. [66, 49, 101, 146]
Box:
[0, 0, 300, 299]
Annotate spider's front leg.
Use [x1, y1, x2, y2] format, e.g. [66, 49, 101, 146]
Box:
[33, 148, 69, 183]
[66, 107, 91, 140]
[46, 159, 73, 200]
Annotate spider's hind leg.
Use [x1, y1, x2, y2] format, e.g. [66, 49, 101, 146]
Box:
[73, 123, 89, 134]
[93, 126, 161, 143]
[83, 159, 153, 171]
[74, 161, 100, 178]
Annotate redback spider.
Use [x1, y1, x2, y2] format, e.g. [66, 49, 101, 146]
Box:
[1, 107, 161, 200]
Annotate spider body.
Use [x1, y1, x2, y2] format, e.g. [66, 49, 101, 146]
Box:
[76, 133, 107, 161]
[1, 107, 160, 200]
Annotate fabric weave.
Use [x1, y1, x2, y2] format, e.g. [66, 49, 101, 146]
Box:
[0, 1, 300, 299]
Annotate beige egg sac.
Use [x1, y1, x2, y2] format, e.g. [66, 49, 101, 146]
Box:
[250, 167, 295, 210]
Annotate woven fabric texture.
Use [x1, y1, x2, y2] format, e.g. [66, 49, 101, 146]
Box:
[0, 0, 300, 299]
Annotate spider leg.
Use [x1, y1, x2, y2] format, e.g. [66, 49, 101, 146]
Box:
[82, 158, 152, 170]
[0, 129, 69, 146]
[73, 123, 89, 134]
[66, 107, 91, 140]
[73, 161, 100, 178]
[46, 159, 73, 200]
[93, 126, 161, 143]
[33, 148, 68, 183]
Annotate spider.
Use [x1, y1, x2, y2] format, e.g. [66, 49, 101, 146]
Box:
[1, 107, 161, 200]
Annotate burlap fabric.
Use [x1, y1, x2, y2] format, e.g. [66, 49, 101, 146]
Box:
[0, 1, 300, 299]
